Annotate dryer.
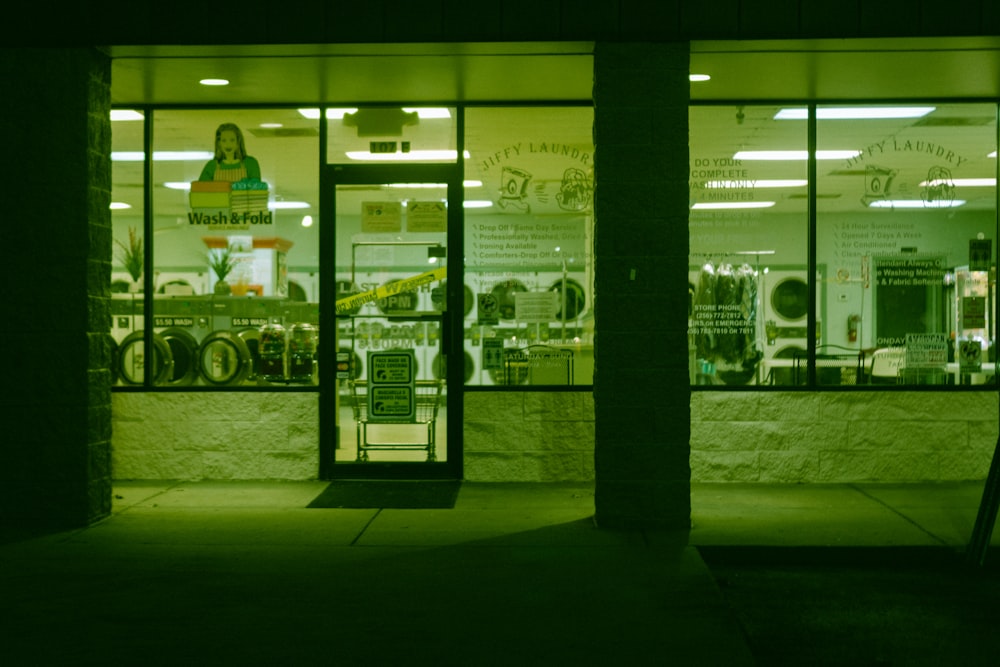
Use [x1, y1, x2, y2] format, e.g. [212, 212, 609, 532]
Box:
[760, 267, 823, 385]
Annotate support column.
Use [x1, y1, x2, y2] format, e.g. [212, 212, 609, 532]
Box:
[592, 42, 691, 530]
[0, 48, 112, 532]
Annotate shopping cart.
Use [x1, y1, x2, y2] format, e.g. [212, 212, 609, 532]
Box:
[349, 379, 443, 461]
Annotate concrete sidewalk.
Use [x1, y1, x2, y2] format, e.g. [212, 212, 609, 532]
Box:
[0, 481, 752, 666]
[1, 480, 995, 665]
[691, 481, 998, 549]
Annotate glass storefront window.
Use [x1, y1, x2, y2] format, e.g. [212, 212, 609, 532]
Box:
[463, 106, 595, 386]
[689, 105, 809, 387]
[142, 109, 320, 387]
[110, 109, 148, 385]
[817, 103, 997, 386]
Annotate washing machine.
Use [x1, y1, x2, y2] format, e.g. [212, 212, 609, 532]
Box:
[760, 267, 822, 385]
[154, 271, 203, 296]
[154, 297, 213, 386]
[116, 330, 174, 386]
[197, 330, 253, 386]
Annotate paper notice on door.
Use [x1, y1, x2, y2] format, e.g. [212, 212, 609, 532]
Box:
[407, 201, 447, 232]
[362, 201, 402, 233]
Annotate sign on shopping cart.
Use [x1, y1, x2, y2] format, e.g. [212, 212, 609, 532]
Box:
[367, 350, 415, 421]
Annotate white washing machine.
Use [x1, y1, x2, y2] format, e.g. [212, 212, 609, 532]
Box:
[760, 267, 822, 385]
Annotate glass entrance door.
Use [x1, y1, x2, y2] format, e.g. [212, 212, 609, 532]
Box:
[321, 164, 461, 478]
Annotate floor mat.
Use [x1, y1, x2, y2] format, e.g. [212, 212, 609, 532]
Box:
[307, 480, 461, 509]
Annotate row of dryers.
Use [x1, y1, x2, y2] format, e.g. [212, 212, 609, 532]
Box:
[335, 272, 591, 386]
[110, 295, 319, 387]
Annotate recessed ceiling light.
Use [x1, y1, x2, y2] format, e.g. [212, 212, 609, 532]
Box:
[199, 78, 230, 86]
[110, 202, 131, 210]
[301, 215, 314, 227]
[689, 74, 711, 82]
[260, 123, 283, 129]
[270, 201, 310, 209]
[163, 182, 191, 190]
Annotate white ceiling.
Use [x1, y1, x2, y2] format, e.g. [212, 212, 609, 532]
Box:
[109, 42, 596, 105]
[689, 37, 1000, 101]
[109, 37, 1000, 105]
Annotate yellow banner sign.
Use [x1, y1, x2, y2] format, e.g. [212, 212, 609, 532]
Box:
[335, 266, 447, 314]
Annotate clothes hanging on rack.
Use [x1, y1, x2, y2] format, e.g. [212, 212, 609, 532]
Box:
[693, 260, 759, 365]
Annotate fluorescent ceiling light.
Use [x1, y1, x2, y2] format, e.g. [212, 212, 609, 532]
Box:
[164, 182, 191, 190]
[112, 151, 213, 162]
[734, 150, 861, 160]
[109, 202, 131, 210]
[260, 123, 283, 129]
[384, 180, 483, 189]
[704, 179, 808, 188]
[308, 108, 356, 119]
[270, 201, 310, 209]
[199, 78, 229, 86]
[403, 107, 452, 119]
[299, 108, 450, 120]
[868, 200, 966, 208]
[110, 110, 143, 121]
[463, 200, 493, 209]
[692, 202, 775, 210]
[689, 74, 711, 82]
[775, 107, 936, 120]
[919, 178, 996, 187]
[345, 150, 470, 161]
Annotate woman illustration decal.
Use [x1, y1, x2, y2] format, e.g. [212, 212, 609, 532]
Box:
[199, 123, 261, 182]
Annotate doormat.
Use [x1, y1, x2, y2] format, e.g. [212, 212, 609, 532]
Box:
[307, 480, 461, 509]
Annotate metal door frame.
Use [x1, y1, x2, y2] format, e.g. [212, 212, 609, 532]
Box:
[319, 162, 464, 480]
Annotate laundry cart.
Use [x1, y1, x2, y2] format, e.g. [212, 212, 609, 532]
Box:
[349, 379, 443, 462]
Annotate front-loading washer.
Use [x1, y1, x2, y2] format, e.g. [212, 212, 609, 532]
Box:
[117, 330, 174, 386]
[197, 330, 252, 386]
[159, 327, 200, 386]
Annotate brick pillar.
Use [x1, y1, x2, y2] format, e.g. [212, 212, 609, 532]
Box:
[592, 42, 691, 530]
[0, 48, 112, 531]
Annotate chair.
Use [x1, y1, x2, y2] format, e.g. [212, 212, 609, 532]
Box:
[869, 348, 906, 384]
[349, 379, 443, 461]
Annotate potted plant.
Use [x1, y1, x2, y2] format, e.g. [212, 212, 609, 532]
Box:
[115, 226, 144, 291]
[209, 245, 236, 295]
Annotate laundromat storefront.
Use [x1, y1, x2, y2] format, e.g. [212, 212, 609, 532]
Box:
[109, 105, 596, 482]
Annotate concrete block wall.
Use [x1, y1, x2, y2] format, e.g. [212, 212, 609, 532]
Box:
[1, 48, 113, 530]
[112, 393, 319, 480]
[592, 41, 693, 529]
[463, 392, 596, 481]
[692, 392, 1000, 483]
